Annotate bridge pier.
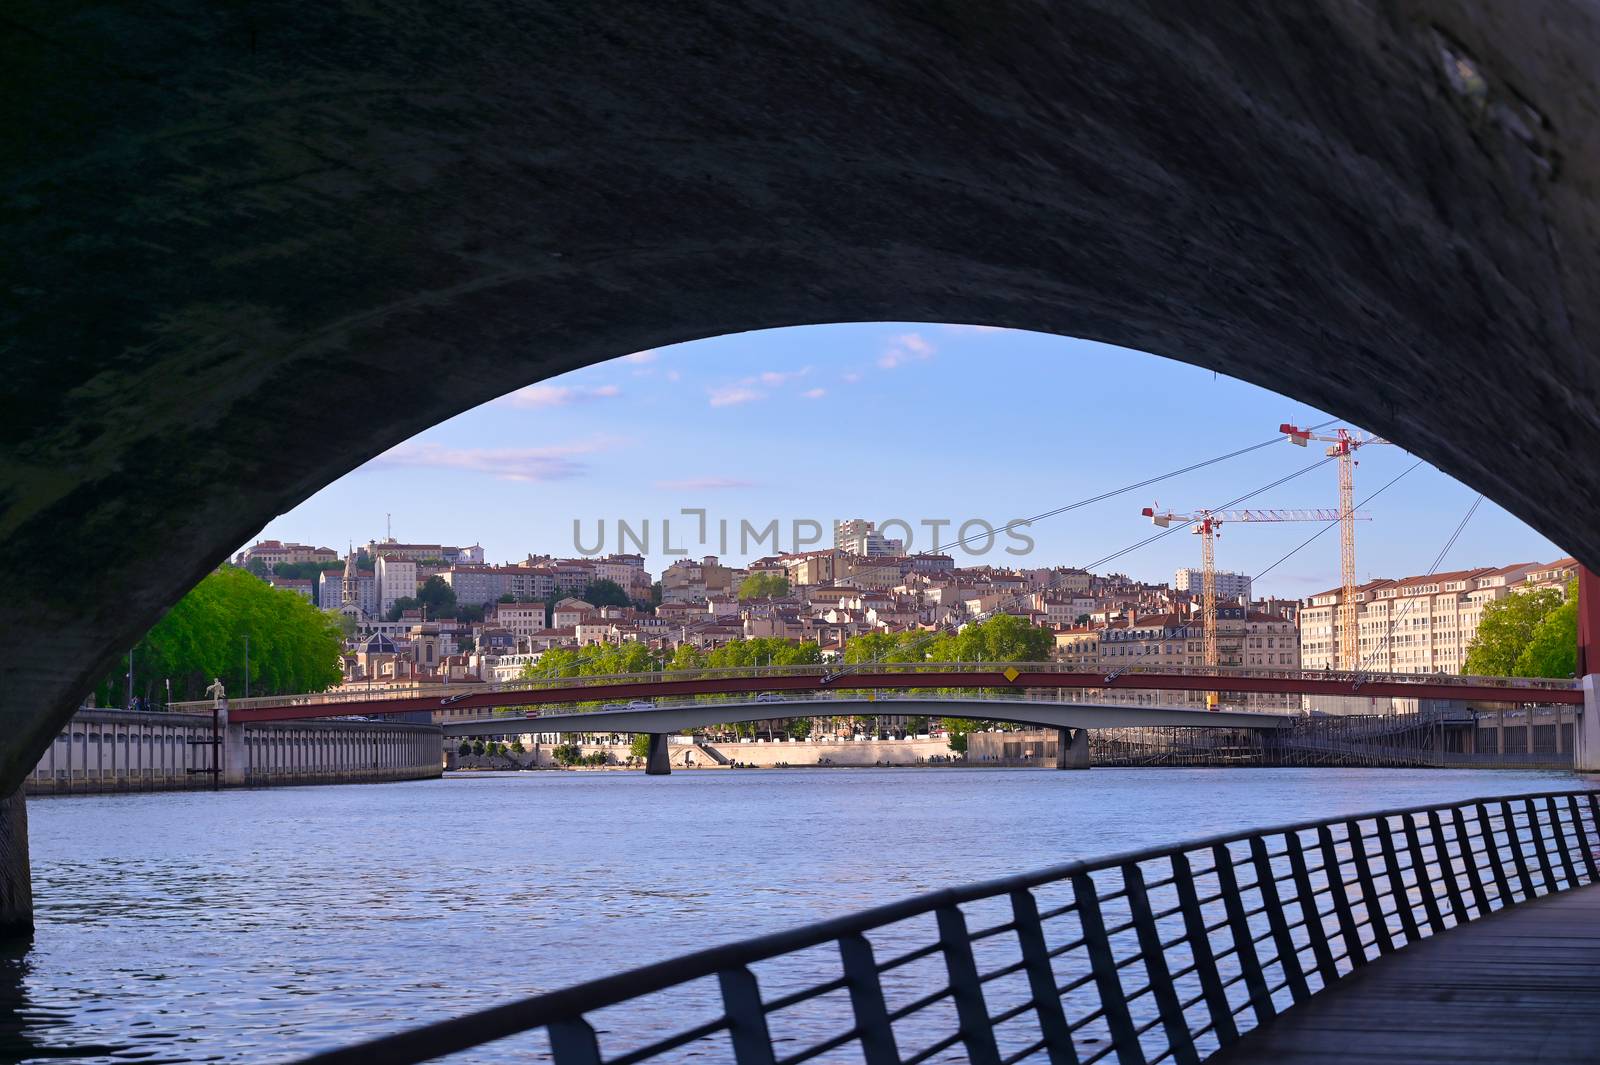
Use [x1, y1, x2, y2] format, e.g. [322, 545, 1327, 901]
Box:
[219, 702, 246, 787]
[645, 733, 672, 776]
[1576, 567, 1600, 772]
[0, 788, 31, 938]
[1056, 728, 1091, 770]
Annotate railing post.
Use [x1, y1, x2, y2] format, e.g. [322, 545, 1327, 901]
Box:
[1427, 810, 1468, 926]
[1249, 836, 1309, 1004]
[1568, 794, 1599, 882]
[1171, 851, 1238, 1047]
[548, 1018, 604, 1065]
[1345, 820, 1394, 955]
[1375, 818, 1420, 945]
[1124, 863, 1198, 1064]
[1544, 795, 1580, 888]
[1008, 889, 1078, 1064]
[935, 905, 1003, 1065]
[1284, 831, 1337, 985]
[1500, 800, 1537, 900]
[1316, 824, 1365, 969]
[1212, 842, 1273, 1026]
[837, 933, 901, 1065]
[1523, 796, 1558, 892]
[719, 966, 777, 1065]
[1401, 814, 1446, 935]
[1476, 803, 1514, 908]
[1072, 872, 1142, 1064]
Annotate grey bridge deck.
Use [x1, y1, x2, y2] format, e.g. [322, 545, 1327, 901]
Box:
[1217, 880, 1600, 1064]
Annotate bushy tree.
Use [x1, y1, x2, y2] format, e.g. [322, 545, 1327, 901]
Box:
[630, 733, 652, 759]
[942, 717, 983, 753]
[738, 572, 791, 599]
[583, 579, 633, 607]
[472, 739, 486, 756]
[666, 644, 708, 671]
[1465, 583, 1574, 677]
[518, 642, 662, 681]
[786, 718, 813, 740]
[98, 565, 344, 705]
[457, 740, 472, 755]
[705, 637, 822, 668]
[416, 575, 457, 618]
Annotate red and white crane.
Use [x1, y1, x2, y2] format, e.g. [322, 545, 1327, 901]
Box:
[1142, 506, 1368, 673]
[1280, 424, 1392, 669]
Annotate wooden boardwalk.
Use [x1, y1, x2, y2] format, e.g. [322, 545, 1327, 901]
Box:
[1214, 880, 1600, 1064]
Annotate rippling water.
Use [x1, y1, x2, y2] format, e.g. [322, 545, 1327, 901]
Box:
[6, 767, 1591, 1063]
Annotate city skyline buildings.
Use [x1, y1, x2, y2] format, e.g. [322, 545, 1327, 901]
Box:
[244, 323, 1562, 600]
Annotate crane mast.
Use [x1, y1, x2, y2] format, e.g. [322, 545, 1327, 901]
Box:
[1281, 424, 1392, 669]
[1142, 505, 1371, 704]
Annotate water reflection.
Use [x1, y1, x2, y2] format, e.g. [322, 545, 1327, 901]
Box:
[17, 768, 1589, 1062]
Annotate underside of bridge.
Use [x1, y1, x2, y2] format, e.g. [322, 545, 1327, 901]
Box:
[4, 1, 1599, 927]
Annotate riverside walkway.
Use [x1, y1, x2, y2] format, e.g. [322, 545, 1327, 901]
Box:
[1217, 879, 1600, 1064]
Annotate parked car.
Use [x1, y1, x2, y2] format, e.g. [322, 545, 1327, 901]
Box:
[626, 699, 654, 710]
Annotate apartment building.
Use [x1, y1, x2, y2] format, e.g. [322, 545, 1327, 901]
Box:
[235, 540, 338, 569]
[1299, 563, 1552, 674]
[1174, 568, 1252, 602]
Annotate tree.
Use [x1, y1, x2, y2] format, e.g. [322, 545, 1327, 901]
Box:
[498, 593, 517, 604]
[552, 742, 583, 766]
[1517, 583, 1578, 677]
[583, 579, 632, 608]
[457, 740, 472, 755]
[630, 733, 652, 759]
[942, 717, 983, 753]
[1465, 584, 1570, 676]
[472, 739, 486, 756]
[786, 718, 813, 740]
[509, 739, 526, 753]
[385, 596, 419, 622]
[738, 572, 791, 599]
[416, 575, 457, 617]
[666, 644, 708, 672]
[97, 566, 344, 706]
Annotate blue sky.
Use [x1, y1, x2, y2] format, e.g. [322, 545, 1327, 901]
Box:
[251, 324, 1562, 599]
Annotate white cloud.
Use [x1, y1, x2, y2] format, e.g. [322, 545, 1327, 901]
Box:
[506, 383, 622, 408]
[879, 332, 936, 369]
[758, 366, 813, 386]
[842, 371, 862, 384]
[370, 438, 621, 482]
[666, 369, 682, 382]
[801, 387, 827, 399]
[653, 476, 758, 491]
[708, 385, 764, 407]
[622, 349, 658, 364]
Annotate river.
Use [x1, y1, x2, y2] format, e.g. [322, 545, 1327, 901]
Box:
[6, 767, 1592, 1063]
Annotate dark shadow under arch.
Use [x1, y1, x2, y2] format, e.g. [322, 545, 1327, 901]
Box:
[3, 0, 1598, 790]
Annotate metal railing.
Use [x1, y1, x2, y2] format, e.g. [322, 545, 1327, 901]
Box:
[170, 662, 1579, 713]
[296, 789, 1600, 1065]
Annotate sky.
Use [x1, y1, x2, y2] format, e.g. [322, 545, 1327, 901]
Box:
[247, 324, 1562, 599]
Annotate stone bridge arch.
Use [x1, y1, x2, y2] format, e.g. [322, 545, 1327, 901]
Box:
[5, 0, 1598, 803]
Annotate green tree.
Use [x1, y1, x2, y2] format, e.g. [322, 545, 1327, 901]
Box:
[738, 572, 792, 599]
[666, 644, 708, 671]
[509, 739, 526, 753]
[1516, 582, 1578, 677]
[416, 575, 457, 618]
[630, 733, 652, 759]
[583, 579, 632, 607]
[498, 593, 517, 604]
[942, 717, 982, 753]
[1465, 585, 1569, 676]
[98, 566, 344, 706]
[786, 718, 813, 740]
[552, 742, 583, 766]
[472, 739, 486, 756]
[457, 740, 472, 755]
[385, 596, 419, 622]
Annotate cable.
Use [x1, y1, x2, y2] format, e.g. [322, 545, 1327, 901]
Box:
[1251, 460, 1424, 583]
[826, 448, 1341, 679]
[1357, 492, 1484, 672]
[831, 418, 1340, 592]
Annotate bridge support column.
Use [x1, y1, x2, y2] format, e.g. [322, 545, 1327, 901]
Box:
[1056, 728, 1091, 770]
[1576, 567, 1600, 772]
[219, 703, 246, 786]
[645, 733, 672, 776]
[0, 788, 31, 938]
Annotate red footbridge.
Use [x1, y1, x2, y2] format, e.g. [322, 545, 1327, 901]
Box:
[172, 662, 1582, 724]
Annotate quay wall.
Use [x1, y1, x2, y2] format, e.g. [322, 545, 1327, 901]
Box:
[25, 708, 441, 795]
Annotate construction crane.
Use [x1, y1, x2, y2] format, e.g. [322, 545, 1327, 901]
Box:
[1141, 506, 1368, 686]
[1280, 424, 1393, 669]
